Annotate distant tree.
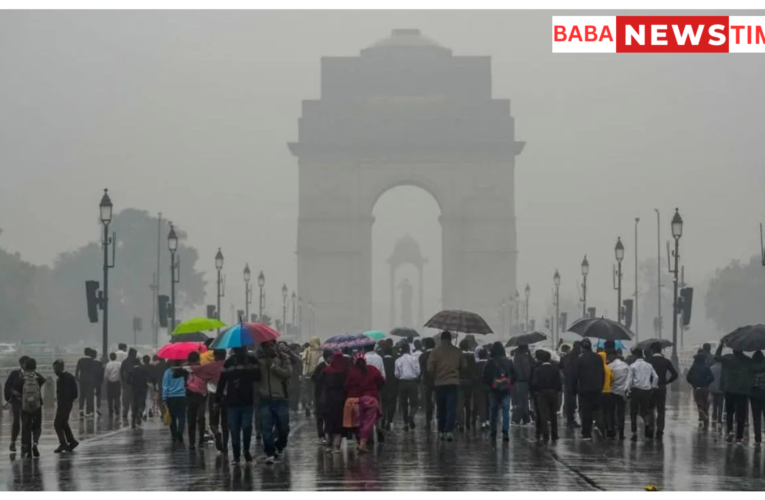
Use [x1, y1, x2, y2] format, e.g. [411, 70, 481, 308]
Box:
[704, 255, 765, 333]
[259, 314, 272, 327]
[46, 209, 206, 345]
[0, 229, 42, 339]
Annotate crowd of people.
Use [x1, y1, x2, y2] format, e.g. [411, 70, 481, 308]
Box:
[4, 333, 765, 463]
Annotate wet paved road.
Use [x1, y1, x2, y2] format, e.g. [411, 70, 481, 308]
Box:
[2, 392, 765, 491]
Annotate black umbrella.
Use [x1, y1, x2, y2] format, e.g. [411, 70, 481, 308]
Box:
[390, 327, 420, 338]
[636, 338, 673, 351]
[721, 324, 765, 351]
[424, 309, 493, 335]
[505, 331, 548, 348]
[567, 317, 633, 341]
[169, 331, 209, 343]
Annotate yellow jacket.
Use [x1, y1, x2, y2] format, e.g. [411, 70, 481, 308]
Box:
[200, 350, 216, 365]
[598, 352, 613, 393]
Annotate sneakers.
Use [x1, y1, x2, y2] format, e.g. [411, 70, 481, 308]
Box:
[265, 456, 276, 465]
[32, 444, 40, 458]
[243, 451, 253, 463]
[54, 445, 68, 454]
[502, 432, 510, 442]
[68, 441, 79, 452]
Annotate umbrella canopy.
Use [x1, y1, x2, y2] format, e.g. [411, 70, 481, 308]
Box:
[636, 338, 673, 351]
[211, 322, 280, 349]
[506, 331, 548, 348]
[169, 332, 208, 343]
[597, 339, 627, 351]
[172, 317, 226, 335]
[362, 330, 387, 342]
[157, 342, 207, 361]
[424, 309, 493, 335]
[390, 327, 420, 338]
[721, 324, 765, 352]
[323, 334, 375, 351]
[567, 317, 633, 341]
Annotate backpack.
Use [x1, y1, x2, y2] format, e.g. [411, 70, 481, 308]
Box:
[491, 359, 513, 392]
[21, 372, 41, 414]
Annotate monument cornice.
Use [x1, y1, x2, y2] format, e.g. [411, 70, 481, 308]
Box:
[288, 141, 525, 160]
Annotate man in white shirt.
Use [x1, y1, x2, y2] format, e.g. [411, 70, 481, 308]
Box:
[627, 347, 659, 441]
[395, 343, 421, 431]
[104, 352, 122, 418]
[115, 344, 128, 364]
[363, 344, 386, 380]
[608, 351, 631, 440]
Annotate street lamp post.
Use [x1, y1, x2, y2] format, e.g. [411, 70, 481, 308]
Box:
[298, 296, 303, 335]
[99, 189, 115, 362]
[524, 284, 530, 332]
[258, 271, 265, 322]
[579, 255, 589, 318]
[669, 208, 683, 368]
[244, 264, 252, 321]
[514, 290, 520, 332]
[215, 248, 225, 334]
[167, 224, 179, 332]
[614, 237, 625, 324]
[308, 301, 315, 336]
[281, 284, 288, 334]
[655, 209, 663, 339]
[635, 217, 640, 341]
[553, 270, 560, 345]
[291, 291, 296, 334]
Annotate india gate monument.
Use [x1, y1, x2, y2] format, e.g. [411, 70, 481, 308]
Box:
[289, 29, 525, 337]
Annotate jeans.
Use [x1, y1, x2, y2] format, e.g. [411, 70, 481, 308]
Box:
[78, 380, 94, 414]
[259, 398, 290, 458]
[693, 387, 711, 425]
[165, 396, 187, 440]
[489, 392, 511, 435]
[630, 388, 654, 435]
[651, 386, 668, 434]
[578, 391, 600, 438]
[435, 385, 458, 433]
[457, 384, 473, 429]
[10, 400, 21, 443]
[398, 380, 419, 426]
[21, 409, 42, 453]
[511, 382, 531, 424]
[54, 401, 76, 446]
[228, 405, 254, 460]
[132, 390, 146, 426]
[186, 391, 207, 444]
[106, 381, 121, 416]
[121, 382, 133, 420]
[725, 392, 749, 440]
[751, 396, 765, 443]
[423, 383, 435, 427]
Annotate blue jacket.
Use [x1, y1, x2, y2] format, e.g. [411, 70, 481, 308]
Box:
[162, 368, 186, 400]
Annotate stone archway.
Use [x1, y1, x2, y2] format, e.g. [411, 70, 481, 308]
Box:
[288, 29, 524, 338]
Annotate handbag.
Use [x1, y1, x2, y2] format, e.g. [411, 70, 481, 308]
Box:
[162, 404, 171, 426]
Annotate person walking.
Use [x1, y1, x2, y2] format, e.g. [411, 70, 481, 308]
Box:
[128, 356, 152, 428]
[52, 360, 79, 453]
[457, 339, 477, 432]
[482, 341, 514, 442]
[646, 342, 678, 440]
[511, 345, 534, 426]
[344, 353, 385, 453]
[395, 342, 421, 431]
[174, 350, 225, 449]
[104, 352, 122, 418]
[419, 337, 437, 431]
[560, 342, 581, 428]
[686, 352, 715, 428]
[608, 350, 630, 440]
[709, 360, 724, 430]
[203, 350, 228, 453]
[427, 331, 466, 441]
[627, 347, 659, 441]
[89, 349, 104, 416]
[571, 339, 605, 440]
[162, 359, 188, 443]
[217, 347, 260, 464]
[380, 343, 398, 431]
[258, 341, 292, 464]
[76, 348, 96, 418]
[319, 350, 348, 452]
[120, 348, 138, 424]
[596, 351, 614, 438]
[310, 349, 331, 444]
[14, 358, 45, 458]
[750, 351, 765, 445]
[715, 341, 761, 443]
[531, 349, 561, 442]
[3, 355, 29, 453]
[473, 347, 489, 430]
[302, 337, 324, 417]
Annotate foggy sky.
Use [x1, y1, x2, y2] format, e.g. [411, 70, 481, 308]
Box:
[1, 10, 764, 333]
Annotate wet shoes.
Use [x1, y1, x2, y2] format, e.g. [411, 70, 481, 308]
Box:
[68, 441, 79, 452]
[243, 451, 253, 463]
[32, 444, 40, 458]
[54, 445, 68, 454]
[9, 442, 16, 453]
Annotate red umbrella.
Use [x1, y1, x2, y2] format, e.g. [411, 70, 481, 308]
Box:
[240, 322, 280, 344]
[157, 341, 207, 361]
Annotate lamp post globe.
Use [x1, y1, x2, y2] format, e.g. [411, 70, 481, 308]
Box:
[244, 264, 251, 283]
[167, 224, 178, 252]
[258, 271, 265, 288]
[671, 208, 683, 239]
[581, 255, 589, 276]
[615, 237, 625, 262]
[215, 248, 224, 271]
[553, 270, 560, 287]
[282, 283, 288, 300]
[525, 284, 531, 300]
[99, 189, 113, 225]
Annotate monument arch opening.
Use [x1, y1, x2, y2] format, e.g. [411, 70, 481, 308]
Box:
[289, 28, 524, 338]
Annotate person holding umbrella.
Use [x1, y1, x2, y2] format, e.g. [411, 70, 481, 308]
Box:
[714, 341, 760, 443]
[571, 339, 605, 440]
[217, 347, 260, 464]
[646, 342, 678, 440]
[258, 340, 292, 464]
[427, 331, 467, 441]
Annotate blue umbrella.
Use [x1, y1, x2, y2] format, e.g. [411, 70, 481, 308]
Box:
[323, 334, 375, 351]
[596, 339, 626, 350]
[210, 323, 255, 349]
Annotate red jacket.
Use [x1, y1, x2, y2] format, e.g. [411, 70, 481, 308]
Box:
[344, 365, 385, 400]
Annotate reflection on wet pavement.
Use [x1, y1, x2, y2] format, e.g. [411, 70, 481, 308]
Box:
[2, 392, 765, 490]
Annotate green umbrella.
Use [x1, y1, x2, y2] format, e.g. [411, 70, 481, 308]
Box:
[173, 317, 227, 335]
[362, 330, 387, 342]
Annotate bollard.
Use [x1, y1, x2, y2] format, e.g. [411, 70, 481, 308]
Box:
[43, 376, 55, 410]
